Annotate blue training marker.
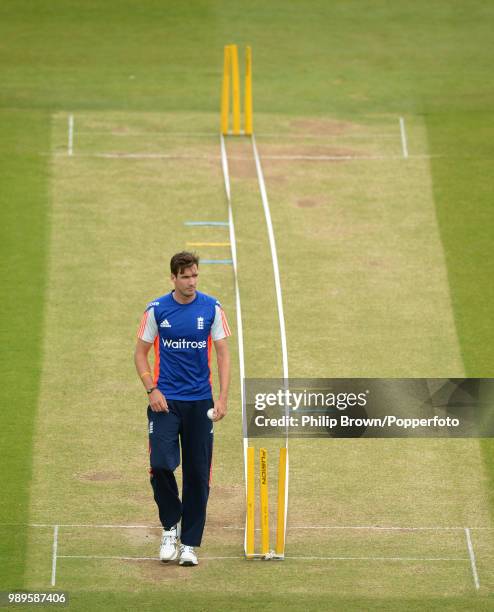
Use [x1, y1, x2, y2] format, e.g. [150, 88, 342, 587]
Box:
[201, 259, 233, 265]
[184, 221, 229, 227]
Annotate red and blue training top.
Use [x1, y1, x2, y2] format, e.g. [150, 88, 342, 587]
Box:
[137, 291, 231, 400]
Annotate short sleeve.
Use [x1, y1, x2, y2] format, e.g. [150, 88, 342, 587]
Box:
[137, 307, 158, 343]
[211, 303, 231, 341]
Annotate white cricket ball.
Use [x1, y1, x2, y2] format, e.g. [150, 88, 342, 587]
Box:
[207, 408, 215, 420]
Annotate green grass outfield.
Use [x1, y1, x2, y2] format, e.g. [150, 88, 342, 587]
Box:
[1, 1, 493, 610]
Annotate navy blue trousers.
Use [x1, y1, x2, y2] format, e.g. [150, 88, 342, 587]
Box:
[147, 399, 213, 547]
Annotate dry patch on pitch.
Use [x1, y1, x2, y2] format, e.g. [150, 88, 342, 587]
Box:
[260, 143, 359, 159]
[290, 118, 360, 136]
[221, 139, 257, 179]
[296, 197, 328, 208]
[226, 157, 258, 180]
[78, 471, 122, 482]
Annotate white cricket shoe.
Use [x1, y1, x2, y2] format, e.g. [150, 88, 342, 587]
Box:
[159, 524, 180, 562]
[179, 544, 198, 566]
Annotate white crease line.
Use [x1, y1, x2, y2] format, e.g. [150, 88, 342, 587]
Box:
[399, 116, 409, 159]
[59, 555, 246, 561]
[223, 525, 475, 531]
[219, 133, 248, 555]
[58, 554, 469, 562]
[50, 152, 436, 161]
[75, 131, 218, 137]
[273, 525, 478, 531]
[3, 523, 494, 530]
[261, 154, 435, 161]
[251, 133, 290, 550]
[89, 153, 216, 160]
[73, 130, 398, 140]
[60, 555, 159, 561]
[44, 523, 163, 529]
[256, 133, 399, 140]
[284, 556, 469, 561]
[67, 115, 74, 156]
[251, 134, 289, 381]
[51, 525, 59, 587]
[465, 527, 480, 591]
[219, 135, 231, 202]
[51, 152, 216, 160]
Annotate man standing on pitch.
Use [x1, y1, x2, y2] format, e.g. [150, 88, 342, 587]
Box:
[134, 252, 231, 566]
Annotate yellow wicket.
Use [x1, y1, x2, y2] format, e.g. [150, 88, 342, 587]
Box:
[259, 448, 269, 556]
[276, 447, 287, 556]
[244, 46, 253, 135]
[246, 447, 255, 558]
[220, 45, 231, 136]
[220, 44, 253, 135]
[245, 446, 287, 560]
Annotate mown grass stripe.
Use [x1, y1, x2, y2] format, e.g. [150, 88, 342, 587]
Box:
[427, 112, 494, 518]
[0, 109, 51, 589]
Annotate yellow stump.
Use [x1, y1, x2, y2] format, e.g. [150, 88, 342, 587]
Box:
[221, 45, 231, 135]
[276, 447, 288, 556]
[260, 448, 269, 556]
[244, 46, 253, 135]
[230, 44, 241, 135]
[246, 447, 255, 558]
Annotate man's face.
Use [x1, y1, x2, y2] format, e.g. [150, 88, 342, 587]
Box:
[172, 264, 198, 298]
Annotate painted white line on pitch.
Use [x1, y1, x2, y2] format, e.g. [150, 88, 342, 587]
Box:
[219, 134, 248, 555]
[68, 115, 74, 156]
[223, 525, 485, 531]
[285, 556, 469, 562]
[59, 555, 247, 561]
[399, 116, 409, 159]
[58, 554, 469, 562]
[251, 134, 289, 381]
[51, 525, 59, 587]
[22, 523, 164, 529]
[75, 131, 218, 137]
[74, 130, 398, 140]
[94, 153, 216, 160]
[251, 133, 290, 550]
[2, 522, 494, 530]
[277, 525, 483, 531]
[59, 555, 159, 561]
[256, 132, 399, 140]
[465, 528, 480, 591]
[262, 154, 434, 161]
[51, 152, 217, 160]
[51, 152, 436, 162]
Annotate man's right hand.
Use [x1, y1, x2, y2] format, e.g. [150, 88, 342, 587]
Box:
[149, 389, 169, 412]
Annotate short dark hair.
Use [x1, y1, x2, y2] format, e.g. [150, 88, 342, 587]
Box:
[170, 251, 200, 276]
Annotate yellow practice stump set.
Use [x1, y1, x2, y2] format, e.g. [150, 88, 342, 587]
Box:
[246, 447, 288, 560]
[221, 44, 253, 135]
